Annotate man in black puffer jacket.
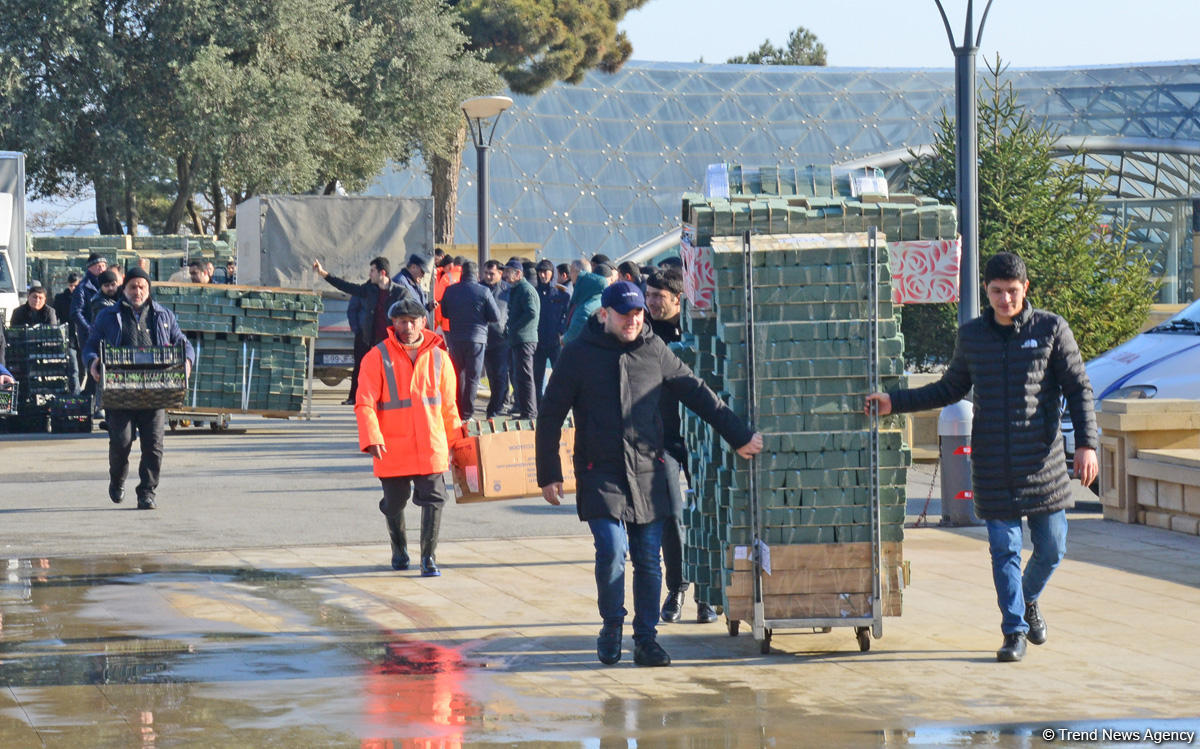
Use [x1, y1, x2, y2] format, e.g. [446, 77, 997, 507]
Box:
[868, 252, 1098, 663]
[537, 281, 762, 668]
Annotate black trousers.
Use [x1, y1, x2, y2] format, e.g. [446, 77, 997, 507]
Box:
[484, 339, 511, 418]
[508, 341, 538, 419]
[533, 340, 560, 404]
[348, 334, 370, 402]
[107, 408, 166, 500]
[661, 514, 687, 592]
[446, 338, 486, 420]
[379, 473, 449, 517]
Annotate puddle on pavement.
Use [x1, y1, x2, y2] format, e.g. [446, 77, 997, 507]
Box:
[1, 556, 1195, 747]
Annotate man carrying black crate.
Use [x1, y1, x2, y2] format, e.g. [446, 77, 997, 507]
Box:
[83, 267, 195, 510]
[536, 280, 763, 668]
[866, 252, 1098, 663]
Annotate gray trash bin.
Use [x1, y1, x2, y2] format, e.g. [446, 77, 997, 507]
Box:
[938, 400, 981, 526]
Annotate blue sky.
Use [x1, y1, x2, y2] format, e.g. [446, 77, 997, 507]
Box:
[620, 0, 1200, 68]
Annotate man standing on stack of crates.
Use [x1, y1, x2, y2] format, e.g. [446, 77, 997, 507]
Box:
[84, 267, 195, 510]
[536, 280, 763, 668]
[866, 252, 1098, 663]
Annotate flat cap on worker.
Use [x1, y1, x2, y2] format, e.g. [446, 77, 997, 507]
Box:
[388, 297, 427, 319]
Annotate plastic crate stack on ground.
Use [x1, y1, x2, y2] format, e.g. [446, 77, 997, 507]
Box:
[152, 283, 321, 414]
[1, 325, 84, 433]
[675, 163, 957, 625]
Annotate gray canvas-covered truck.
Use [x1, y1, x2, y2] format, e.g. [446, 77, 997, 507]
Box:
[234, 195, 435, 386]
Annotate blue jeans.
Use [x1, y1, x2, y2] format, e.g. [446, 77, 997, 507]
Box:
[587, 517, 665, 644]
[985, 510, 1068, 635]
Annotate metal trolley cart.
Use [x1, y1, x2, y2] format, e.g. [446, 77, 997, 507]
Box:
[726, 228, 887, 654]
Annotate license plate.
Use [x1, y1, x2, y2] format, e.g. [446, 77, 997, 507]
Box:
[318, 354, 354, 366]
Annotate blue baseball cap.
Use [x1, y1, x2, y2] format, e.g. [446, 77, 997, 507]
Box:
[601, 280, 645, 314]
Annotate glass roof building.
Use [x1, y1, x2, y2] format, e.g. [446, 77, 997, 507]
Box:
[368, 60, 1200, 299]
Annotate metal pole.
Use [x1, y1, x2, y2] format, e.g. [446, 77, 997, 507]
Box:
[954, 46, 980, 324]
[934, 0, 993, 326]
[476, 143, 490, 269]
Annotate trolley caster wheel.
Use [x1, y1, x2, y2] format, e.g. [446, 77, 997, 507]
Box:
[856, 627, 871, 652]
[727, 619, 740, 637]
[759, 629, 772, 654]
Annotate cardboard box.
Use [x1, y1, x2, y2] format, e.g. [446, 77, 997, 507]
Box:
[453, 427, 576, 503]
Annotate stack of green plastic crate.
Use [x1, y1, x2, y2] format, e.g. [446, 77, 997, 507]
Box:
[678, 242, 910, 612]
[152, 284, 321, 414]
[675, 164, 954, 614]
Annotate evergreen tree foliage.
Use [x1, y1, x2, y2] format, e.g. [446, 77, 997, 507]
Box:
[727, 27, 827, 66]
[904, 58, 1158, 367]
[0, 0, 498, 234]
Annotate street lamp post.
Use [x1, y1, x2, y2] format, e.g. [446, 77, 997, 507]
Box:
[934, 0, 994, 325]
[461, 95, 514, 269]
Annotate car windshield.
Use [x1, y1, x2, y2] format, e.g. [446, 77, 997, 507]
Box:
[1153, 300, 1200, 332]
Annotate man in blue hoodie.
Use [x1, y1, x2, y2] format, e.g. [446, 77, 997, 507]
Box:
[562, 265, 611, 344]
[534, 260, 570, 404]
[440, 261, 500, 420]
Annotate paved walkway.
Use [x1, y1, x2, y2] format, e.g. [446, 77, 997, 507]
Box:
[2, 515, 1199, 746]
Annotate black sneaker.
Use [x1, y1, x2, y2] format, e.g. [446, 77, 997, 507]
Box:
[597, 624, 622, 665]
[660, 587, 685, 623]
[996, 632, 1027, 662]
[1025, 600, 1047, 645]
[136, 496, 157, 510]
[696, 602, 719, 624]
[633, 639, 671, 667]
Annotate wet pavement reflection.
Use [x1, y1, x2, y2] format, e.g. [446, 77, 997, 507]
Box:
[1, 555, 1195, 747]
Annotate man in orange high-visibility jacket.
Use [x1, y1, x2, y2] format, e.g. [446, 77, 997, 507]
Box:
[356, 297, 465, 577]
[433, 255, 463, 334]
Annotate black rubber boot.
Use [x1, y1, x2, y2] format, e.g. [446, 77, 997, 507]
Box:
[386, 515, 409, 571]
[420, 504, 442, 577]
[660, 584, 687, 623]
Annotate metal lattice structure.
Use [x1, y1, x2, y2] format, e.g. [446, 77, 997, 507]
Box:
[367, 60, 1200, 270]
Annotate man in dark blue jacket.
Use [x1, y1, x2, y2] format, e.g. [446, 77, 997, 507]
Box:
[867, 252, 1098, 663]
[480, 259, 511, 418]
[440, 261, 500, 420]
[313, 256, 412, 405]
[534, 259, 569, 405]
[84, 267, 195, 510]
[395, 254, 434, 313]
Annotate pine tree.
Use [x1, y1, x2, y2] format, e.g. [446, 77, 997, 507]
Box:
[904, 58, 1158, 366]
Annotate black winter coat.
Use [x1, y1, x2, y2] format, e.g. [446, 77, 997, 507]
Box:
[322, 275, 412, 343]
[440, 271, 500, 345]
[10, 304, 58, 327]
[536, 315, 754, 524]
[889, 304, 1097, 520]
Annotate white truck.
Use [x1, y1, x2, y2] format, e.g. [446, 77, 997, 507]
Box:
[0, 152, 26, 322]
[234, 195, 435, 385]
